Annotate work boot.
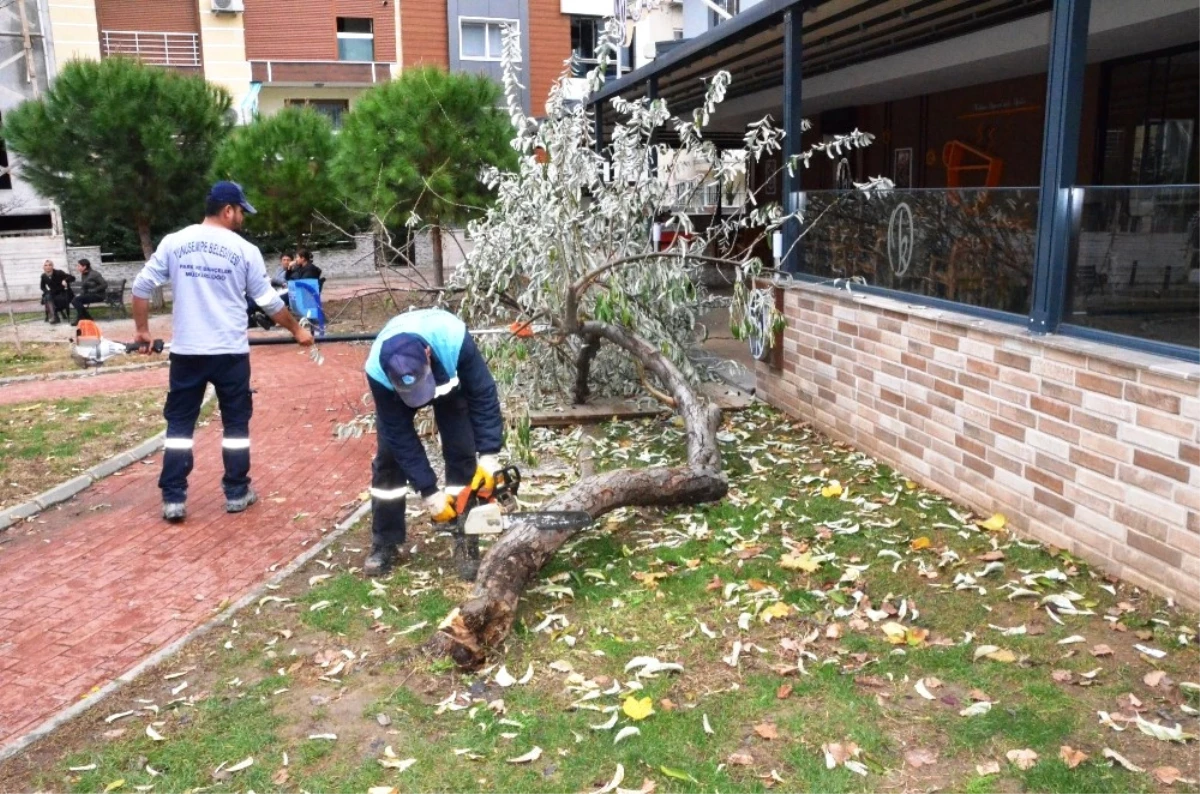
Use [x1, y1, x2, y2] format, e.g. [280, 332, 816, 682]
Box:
[162, 502, 186, 523]
[363, 544, 399, 576]
[225, 489, 258, 513]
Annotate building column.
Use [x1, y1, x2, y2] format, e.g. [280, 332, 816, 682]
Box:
[197, 1, 252, 117]
[1028, 0, 1091, 334]
[781, 8, 803, 273]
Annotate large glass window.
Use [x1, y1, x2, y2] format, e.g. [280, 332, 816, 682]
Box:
[336, 17, 374, 62]
[460, 19, 516, 61]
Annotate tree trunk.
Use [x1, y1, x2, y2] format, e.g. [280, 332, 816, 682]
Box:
[430, 224, 445, 287]
[426, 320, 726, 669]
[136, 217, 164, 310]
[572, 333, 601, 405]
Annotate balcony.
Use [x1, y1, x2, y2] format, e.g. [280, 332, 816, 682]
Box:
[249, 60, 393, 87]
[100, 31, 201, 70]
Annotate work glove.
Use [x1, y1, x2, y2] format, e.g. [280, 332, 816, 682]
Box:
[423, 490, 457, 524]
[471, 454, 501, 497]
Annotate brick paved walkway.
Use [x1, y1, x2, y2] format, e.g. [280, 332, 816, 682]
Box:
[0, 342, 375, 748]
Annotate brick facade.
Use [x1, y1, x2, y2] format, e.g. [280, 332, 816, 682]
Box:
[755, 282, 1200, 610]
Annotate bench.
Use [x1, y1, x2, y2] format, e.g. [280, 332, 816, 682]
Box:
[104, 279, 127, 318]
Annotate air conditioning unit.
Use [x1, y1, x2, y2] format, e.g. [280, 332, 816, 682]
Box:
[211, 0, 244, 13]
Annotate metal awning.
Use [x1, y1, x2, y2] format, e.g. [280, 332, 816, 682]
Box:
[592, 0, 1052, 118]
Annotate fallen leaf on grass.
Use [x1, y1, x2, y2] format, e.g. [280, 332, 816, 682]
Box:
[910, 537, 932, 551]
[378, 746, 416, 771]
[103, 780, 124, 793]
[1135, 715, 1197, 742]
[1144, 670, 1168, 687]
[979, 514, 1007, 531]
[507, 746, 542, 764]
[308, 733, 337, 741]
[367, 788, 397, 794]
[272, 768, 289, 786]
[614, 726, 640, 745]
[1153, 767, 1197, 786]
[1006, 749, 1039, 770]
[1091, 644, 1114, 657]
[976, 761, 1001, 776]
[960, 701, 993, 717]
[776, 684, 792, 700]
[494, 666, 517, 687]
[1102, 747, 1143, 772]
[915, 678, 939, 700]
[882, 622, 928, 646]
[761, 602, 791, 623]
[703, 714, 714, 735]
[820, 481, 843, 498]
[977, 550, 1005, 561]
[660, 766, 699, 784]
[622, 696, 653, 721]
[1051, 669, 1074, 683]
[1059, 746, 1088, 769]
[728, 752, 755, 766]
[145, 725, 165, 742]
[780, 552, 820, 573]
[974, 645, 1016, 662]
[904, 748, 938, 768]
[68, 764, 98, 772]
[754, 723, 778, 740]
[595, 764, 625, 794]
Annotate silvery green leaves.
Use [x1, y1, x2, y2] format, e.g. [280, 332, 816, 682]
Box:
[456, 24, 881, 409]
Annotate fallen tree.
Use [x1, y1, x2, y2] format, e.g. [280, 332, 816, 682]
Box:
[427, 18, 883, 668]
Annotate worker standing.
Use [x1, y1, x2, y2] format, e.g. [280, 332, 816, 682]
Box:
[362, 307, 504, 575]
[131, 181, 314, 523]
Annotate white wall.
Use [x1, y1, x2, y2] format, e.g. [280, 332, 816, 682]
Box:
[0, 234, 71, 300]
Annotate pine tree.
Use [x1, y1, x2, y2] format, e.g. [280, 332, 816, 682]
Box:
[2, 57, 231, 259]
[332, 67, 516, 285]
[213, 106, 345, 250]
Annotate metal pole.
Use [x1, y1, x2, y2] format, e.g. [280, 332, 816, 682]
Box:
[1028, 0, 1091, 334]
[16, 0, 39, 97]
[781, 8, 803, 273]
[0, 257, 23, 354]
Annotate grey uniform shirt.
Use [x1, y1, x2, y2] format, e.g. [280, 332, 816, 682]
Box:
[131, 224, 285, 356]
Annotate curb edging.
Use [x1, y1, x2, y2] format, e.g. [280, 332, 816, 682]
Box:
[0, 498, 373, 763]
[0, 389, 213, 532]
[0, 434, 165, 532]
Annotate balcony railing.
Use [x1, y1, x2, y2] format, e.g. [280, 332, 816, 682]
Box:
[101, 30, 201, 68]
[249, 60, 393, 86]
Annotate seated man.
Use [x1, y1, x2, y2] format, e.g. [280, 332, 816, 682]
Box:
[272, 251, 295, 288]
[40, 260, 75, 325]
[71, 258, 107, 325]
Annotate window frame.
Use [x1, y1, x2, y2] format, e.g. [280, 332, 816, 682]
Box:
[459, 17, 519, 62]
[336, 16, 375, 62]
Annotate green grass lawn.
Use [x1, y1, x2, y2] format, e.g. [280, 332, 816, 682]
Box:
[0, 388, 180, 508]
[2, 404, 1196, 793]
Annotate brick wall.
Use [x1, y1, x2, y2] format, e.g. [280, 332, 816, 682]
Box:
[527, 0, 571, 114]
[755, 281, 1200, 610]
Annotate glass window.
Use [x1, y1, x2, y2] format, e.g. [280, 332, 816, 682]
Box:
[460, 20, 515, 61]
[461, 23, 487, 58]
[336, 17, 374, 62]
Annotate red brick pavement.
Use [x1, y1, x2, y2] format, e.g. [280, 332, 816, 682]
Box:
[0, 343, 375, 748]
[0, 367, 170, 406]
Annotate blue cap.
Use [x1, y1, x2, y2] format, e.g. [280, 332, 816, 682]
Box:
[208, 181, 256, 214]
[380, 333, 435, 408]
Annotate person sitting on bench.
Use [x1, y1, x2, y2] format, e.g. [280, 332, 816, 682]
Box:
[40, 260, 75, 325]
[71, 259, 107, 325]
[289, 248, 322, 283]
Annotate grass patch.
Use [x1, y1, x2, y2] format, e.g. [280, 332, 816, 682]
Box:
[0, 387, 170, 508]
[4, 403, 1197, 793]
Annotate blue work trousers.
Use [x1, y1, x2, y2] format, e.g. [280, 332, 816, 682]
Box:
[160, 353, 253, 503]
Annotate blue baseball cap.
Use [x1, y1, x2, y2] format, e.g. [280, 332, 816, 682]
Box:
[380, 333, 435, 408]
[208, 181, 256, 214]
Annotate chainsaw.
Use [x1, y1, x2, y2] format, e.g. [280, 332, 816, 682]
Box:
[452, 465, 593, 582]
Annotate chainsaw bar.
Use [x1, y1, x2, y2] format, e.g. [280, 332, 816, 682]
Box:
[510, 510, 594, 532]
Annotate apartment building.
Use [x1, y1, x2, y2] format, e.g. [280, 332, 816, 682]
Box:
[40, 1, 627, 124]
[0, 0, 68, 300]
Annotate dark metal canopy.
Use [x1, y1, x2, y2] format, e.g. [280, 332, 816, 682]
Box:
[591, 0, 1053, 118]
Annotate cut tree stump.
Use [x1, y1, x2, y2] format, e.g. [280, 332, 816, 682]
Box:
[529, 382, 754, 427]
